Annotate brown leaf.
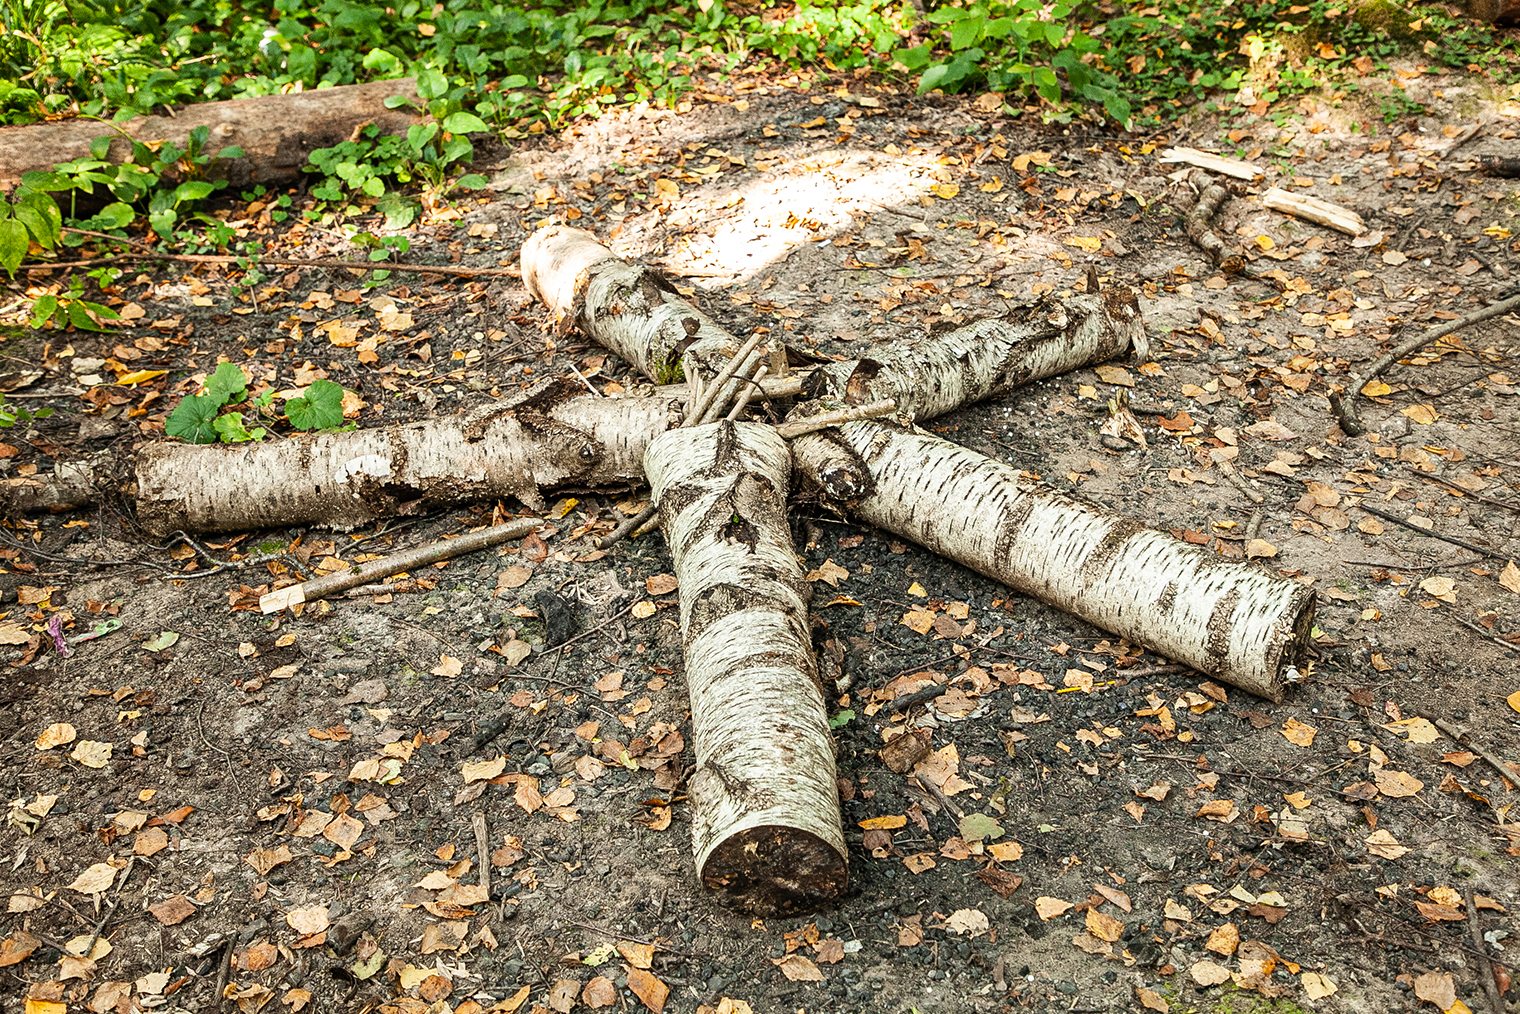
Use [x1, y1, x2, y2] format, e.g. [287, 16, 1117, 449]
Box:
[1413, 970, 1456, 1010]
[975, 867, 1023, 898]
[627, 966, 670, 1010]
[1085, 908, 1124, 943]
[1137, 985, 1170, 1011]
[323, 813, 364, 849]
[879, 729, 932, 774]
[1035, 897, 1073, 920]
[148, 895, 197, 926]
[617, 941, 655, 970]
[548, 979, 578, 1013]
[134, 827, 171, 856]
[244, 845, 293, 876]
[582, 976, 617, 1008]
[1093, 884, 1132, 912]
[815, 938, 845, 964]
[771, 954, 823, 983]
[237, 941, 278, 972]
[0, 932, 39, 967]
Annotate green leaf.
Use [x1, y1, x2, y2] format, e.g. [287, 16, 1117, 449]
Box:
[166, 394, 222, 443]
[93, 203, 136, 229]
[828, 708, 855, 730]
[204, 361, 248, 405]
[361, 177, 386, 198]
[0, 219, 27, 278]
[950, 14, 985, 49]
[67, 300, 110, 332]
[218, 146, 245, 159]
[286, 378, 345, 430]
[142, 630, 179, 651]
[454, 173, 489, 190]
[14, 191, 61, 249]
[212, 412, 255, 442]
[958, 812, 1004, 843]
[29, 295, 58, 328]
[90, 135, 113, 159]
[417, 67, 449, 98]
[19, 171, 74, 192]
[149, 209, 176, 236]
[174, 181, 216, 203]
[442, 111, 489, 134]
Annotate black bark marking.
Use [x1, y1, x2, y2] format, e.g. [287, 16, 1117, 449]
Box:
[1204, 587, 1241, 673]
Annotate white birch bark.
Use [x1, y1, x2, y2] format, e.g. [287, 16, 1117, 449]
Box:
[134, 379, 678, 536]
[791, 422, 1315, 701]
[804, 284, 1149, 421]
[645, 421, 848, 912]
[520, 225, 743, 384]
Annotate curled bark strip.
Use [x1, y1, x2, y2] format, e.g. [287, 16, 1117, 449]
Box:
[1330, 289, 1520, 436]
[135, 378, 679, 536]
[520, 225, 741, 383]
[1261, 188, 1366, 236]
[645, 422, 847, 913]
[792, 422, 1316, 701]
[802, 284, 1148, 422]
[1185, 183, 1242, 272]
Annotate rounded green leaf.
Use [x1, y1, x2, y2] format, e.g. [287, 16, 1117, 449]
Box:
[442, 112, 489, 134]
[0, 218, 27, 278]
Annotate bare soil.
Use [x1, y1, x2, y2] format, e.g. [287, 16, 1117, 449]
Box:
[3, 68, 1520, 1014]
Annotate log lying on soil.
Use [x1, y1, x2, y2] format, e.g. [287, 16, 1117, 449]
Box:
[1261, 188, 1365, 236]
[791, 421, 1316, 701]
[135, 378, 677, 536]
[803, 269, 1148, 421]
[0, 80, 423, 191]
[521, 226, 748, 386]
[645, 421, 847, 912]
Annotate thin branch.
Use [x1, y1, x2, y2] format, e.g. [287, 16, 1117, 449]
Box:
[1354, 503, 1511, 560]
[1330, 290, 1520, 436]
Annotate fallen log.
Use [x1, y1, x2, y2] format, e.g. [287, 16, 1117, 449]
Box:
[134, 378, 678, 536]
[644, 420, 847, 913]
[802, 266, 1148, 421]
[0, 79, 423, 190]
[520, 225, 748, 387]
[790, 420, 1316, 701]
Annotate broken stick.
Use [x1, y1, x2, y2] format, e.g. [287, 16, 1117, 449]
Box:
[1330, 288, 1520, 436]
[1261, 187, 1365, 236]
[259, 516, 542, 613]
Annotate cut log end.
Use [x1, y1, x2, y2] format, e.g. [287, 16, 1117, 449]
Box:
[700, 825, 848, 915]
[1260, 591, 1318, 704]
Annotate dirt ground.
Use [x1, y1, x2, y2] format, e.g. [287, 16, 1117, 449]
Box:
[3, 63, 1520, 1014]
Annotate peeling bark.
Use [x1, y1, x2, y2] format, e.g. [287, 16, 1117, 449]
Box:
[645, 421, 847, 912]
[134, 379, 678, 536]
[792, 421, 1315, 700]
[802, 278, 1149, 421]
[520, 225, 749, 385]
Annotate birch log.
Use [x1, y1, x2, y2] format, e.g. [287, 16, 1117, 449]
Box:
[520, 225, 746, 385]
[645, 421, 847, 912]
[134, 378, 678, 536]
[791, 422, 1315, 701]
[803, 271, 1148, 421]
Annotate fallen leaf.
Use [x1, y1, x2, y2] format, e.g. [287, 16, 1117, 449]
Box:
[431, 654, 463, 678]
[548, 979, 578, 1013]
[1401, 404, 1439, 425]
[1301, 971, 1337, 999]
[1499, 561, 1520, 595]
[986, 841, 1023, 862]
[68, 862, 118, 895]
[35, 723, 76, 750]
[858, 815, 907, 830]
[1413, 969, 1456, 1010]
[1086, 908, 1124, 942]
[1035, 897, 1073, 920]
[1205, 922, 1239, 955]
[1191, 960, 1232, 986]
[148, 895, 196, 926]
[770, 954, 823, 983]
[1137, 985, 1170, 1011]
[245, 845, 293, 875]
[1280, 718, 1317, 746]
[1365, 829, 1409, 859]
[285, 906, 329, 936]
[582, 976, 617, 1008]
[462, 757, 507, 783]
[1373, 767, 1424, 797]
[945, 908, 989, 936]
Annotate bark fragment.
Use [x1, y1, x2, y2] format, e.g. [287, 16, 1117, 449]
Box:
[791, 421, 1315, 700]
[134, 379, 677, 536]
[645, 421, 847, 912]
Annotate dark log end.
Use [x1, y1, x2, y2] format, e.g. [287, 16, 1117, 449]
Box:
[1265, 589, 1319, 704]
[701, 825, 848, 915]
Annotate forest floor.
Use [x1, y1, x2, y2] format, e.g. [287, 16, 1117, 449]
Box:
[2, 64, 1520, 1014]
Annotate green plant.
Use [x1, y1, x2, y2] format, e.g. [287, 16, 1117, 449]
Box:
[0, 393, 53, 429]
[304, 120, 487, 227]
[28, 276, 120, 332]
[165, 364, 349, 444]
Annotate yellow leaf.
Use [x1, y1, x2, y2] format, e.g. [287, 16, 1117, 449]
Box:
[631, 600, 657, 619]
[1066, 236, 1102, 252]
[1509, 689, 1520, 715]
[1280, 718, 1317, 746]
[1401, 403, 1439, 425]
[1499, 560, 1520, 594]
[1360, 379, 1392, 397]
[116, 369, 167, 386]
[932, 183, 959, 199]
[1301, 971, 1337, 999]
[858, 815, 907, 830]
[1255, 235, 1275, 251]
[1034, 897, 1073, 920]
